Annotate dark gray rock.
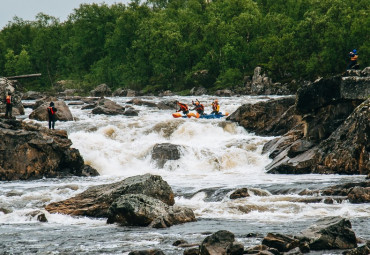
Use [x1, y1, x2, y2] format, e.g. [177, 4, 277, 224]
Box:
[91, 98, 125, 115]
[199, 230, 243, 255]
[301, 217, 357, 250]
[107, 194, 196, 228]
[90, 83, 112, 97]
[151, 143, 182, 168]
[45, 174, 175, 217]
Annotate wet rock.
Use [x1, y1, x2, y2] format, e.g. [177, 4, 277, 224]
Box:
[81, 165, 100, 177]
[184, 248, 200, 255]
[126, 98, 157, 108]
[215, 89, 234, 97]
[128, 249, 165, 255]
[90, 83, 112, 97]
[227, 96, 300, 136]
[158, 90, 174, 97]
[0, 119, 94, 181]
[347, 186, 370, 203]
[199, 230, 243, 255]
[106, 194, 196, 228]
[29, 100, 74, 121]
[343, 241, 370, 255]
[113, 88, 137, 97]
[91, 98, 125, 115]
[244, 244, 279, 255]
[151, 143, 182, 168]
[37, 213, 48, 222]
[157, 100, 177, 110]
[45, 174, 175, 217]
[230, 188, 250, 199]
[300, 217, 357, 250]
[123, 108, 139, 116]
[0, 208, 12, 214]
[173, 240, 188, 246]
[262, 233, 300, 253]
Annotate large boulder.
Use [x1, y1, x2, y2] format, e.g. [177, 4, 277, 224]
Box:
[0, 78, 24, 116]
[199, 230, 244, 255]
[107, 194, 196, 228]
[227, 96, 300, 136]
[151, 143, 182, 168]
[91, 98, 125, 115]
[29, 100, 74, 121]
[300, 217, 357, 250]
[90, 83, 112, 97]
[0, 119, 97, 181]
[45, 174, 175, 217]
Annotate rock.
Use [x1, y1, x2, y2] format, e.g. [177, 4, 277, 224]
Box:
[29, 100, 74, 121]
[190, 86, 207, 96]
[113, 88, 137, 97]
[300, 217, 357, 250]
[158, 90, 174, 97]
[262, 233, 299, 253]
[81, 164, 100, 177]
[151, 143, 182, 168]
[123, 108, 139, 116]
[90, 83, 112, 97]
[128, 249, 165, 255]
[184, 248, 200, 255]
[347, 186, 370, 203]
[227, 96, 300, 136]
[157, 100, 177, 110]
[0, 78, 24, 116]
[343, 241, 370, 255]
[199, 230, 243, 255]
[215, 89, 233, 97]
[37, 213, 48, 222]
[230, 188, 250, 199]
[91, 98, 125, 115]
[0, 119, 94, 181]
[45, 174, 175, 217]
[21, 91, 43, 100]
[106, 194, 196, 228]
[126, 98, 157, 108]
[244, 244, 279, 255]
[173, 240, 188, 246]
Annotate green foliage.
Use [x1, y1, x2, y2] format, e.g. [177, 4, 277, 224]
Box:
[0, 0, 369, 92]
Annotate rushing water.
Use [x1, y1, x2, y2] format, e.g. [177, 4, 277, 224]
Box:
[0, 95, 369, 255]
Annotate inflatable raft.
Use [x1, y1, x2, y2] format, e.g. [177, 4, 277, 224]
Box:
[172, 112, 229, 119]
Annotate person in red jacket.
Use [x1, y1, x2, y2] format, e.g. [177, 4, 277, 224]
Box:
[176, 101, 189, 115]
[47, 102, 58, 129]
[191, 99, 205, 115]
[5, 93, 12, 119]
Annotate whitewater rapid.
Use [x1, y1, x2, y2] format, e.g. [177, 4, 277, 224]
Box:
[0, 95, 368, 254]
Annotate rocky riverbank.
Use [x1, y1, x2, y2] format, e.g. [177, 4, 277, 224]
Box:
[228, 67, 370, 176]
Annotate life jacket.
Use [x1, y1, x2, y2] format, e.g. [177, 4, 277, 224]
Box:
[212, 102, 220, 112]
[196, 104, 204, 112]
[178, 103, 188, 112]
[48, 106, 55, 115]
[6, 95, 11, 104]
[351, 54, 358, 61]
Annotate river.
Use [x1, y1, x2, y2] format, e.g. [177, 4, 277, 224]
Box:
[0, 95, 368, 254]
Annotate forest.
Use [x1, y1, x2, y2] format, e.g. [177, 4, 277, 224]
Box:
[0, 0, 369, 94]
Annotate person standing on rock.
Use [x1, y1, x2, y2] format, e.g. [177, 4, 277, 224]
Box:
[5, 92, 13, 119]
[47, 102, 57, 129]
[347, 49, 359, 70]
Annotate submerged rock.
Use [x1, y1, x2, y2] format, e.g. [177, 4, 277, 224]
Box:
[151, 143, 182, 168]
[0, 119, 96, 181]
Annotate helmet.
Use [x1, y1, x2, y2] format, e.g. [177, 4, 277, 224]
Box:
[353, 49, 357, 54]
[50, 102, 54, 107]
[214, 99, 218, 103]
[195, 101, 199, 105]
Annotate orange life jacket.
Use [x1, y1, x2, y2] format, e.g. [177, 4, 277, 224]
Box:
[48, 106, 55, 115]
[351, 54, 358, 61]
[6, 95, 11, 104]
[178, 103, 188, 112]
